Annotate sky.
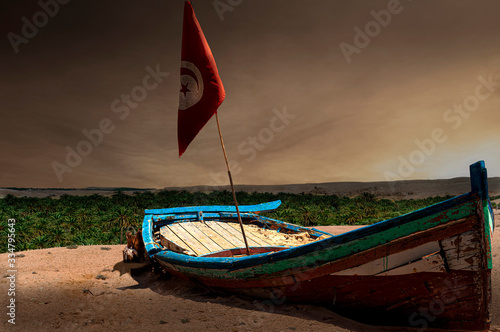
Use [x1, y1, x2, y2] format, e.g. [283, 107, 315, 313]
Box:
[1, 0, 499, 188]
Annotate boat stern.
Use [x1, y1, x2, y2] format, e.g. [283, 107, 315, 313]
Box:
[470, 160, 495, 269]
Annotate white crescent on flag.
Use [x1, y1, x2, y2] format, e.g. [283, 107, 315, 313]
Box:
[179, 60, 204, 111]
[177, 1, 225, 157]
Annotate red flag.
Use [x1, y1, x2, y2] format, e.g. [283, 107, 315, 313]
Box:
[178, 1, 225, 156]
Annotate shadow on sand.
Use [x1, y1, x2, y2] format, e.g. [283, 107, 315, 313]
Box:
[112, 261, 428, 332]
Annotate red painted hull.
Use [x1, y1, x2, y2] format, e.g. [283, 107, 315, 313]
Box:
[161, 264, 489, 331]
[157, 212, 491, 330]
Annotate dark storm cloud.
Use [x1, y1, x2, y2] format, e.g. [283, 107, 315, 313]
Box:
[1, 0, 499, 188]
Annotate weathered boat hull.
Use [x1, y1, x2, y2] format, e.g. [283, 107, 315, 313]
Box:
[143, 161, 494, 330]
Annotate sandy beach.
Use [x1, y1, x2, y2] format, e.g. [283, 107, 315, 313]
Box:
[1, 211, 499, 332]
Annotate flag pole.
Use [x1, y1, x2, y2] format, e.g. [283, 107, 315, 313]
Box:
[215, 112, 251, 256]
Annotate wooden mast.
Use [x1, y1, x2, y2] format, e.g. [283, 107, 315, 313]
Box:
[215, 112, 251, 256]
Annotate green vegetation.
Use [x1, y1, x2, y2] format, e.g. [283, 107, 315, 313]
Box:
[0, 191, 461, 253]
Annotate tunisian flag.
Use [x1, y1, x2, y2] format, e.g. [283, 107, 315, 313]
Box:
[178, 1, 225, 157]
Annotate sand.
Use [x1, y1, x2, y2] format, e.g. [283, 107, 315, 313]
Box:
[1, 212, 499, 332]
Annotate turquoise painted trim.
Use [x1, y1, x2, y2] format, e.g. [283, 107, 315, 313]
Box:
[153, 212, 260, 222]
[145, 200, 281, 215]
[484, 200, 494, 269]
[142, 214, 161, 256]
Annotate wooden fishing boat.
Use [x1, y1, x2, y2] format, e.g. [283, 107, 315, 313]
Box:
[142, 161, 495, 330]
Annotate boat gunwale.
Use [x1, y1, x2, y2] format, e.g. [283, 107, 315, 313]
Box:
[145, 199, 282, 215]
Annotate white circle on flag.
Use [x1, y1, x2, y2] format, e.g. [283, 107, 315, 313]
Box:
[179, 61, 204, 110]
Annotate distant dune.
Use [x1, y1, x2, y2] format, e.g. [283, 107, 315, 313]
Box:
[2, 177, 500, 200]
[166, 177, 500, 199]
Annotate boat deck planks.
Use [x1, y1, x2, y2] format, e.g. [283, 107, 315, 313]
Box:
[159, 224, 196, 256]
[192, 222, 236, 250]
[160, 220, 254, 256]
[181, 222, 224, 253]
[167, 223, 212, 256]
[243, 228, 274, 246]
[203, 220, 248, 248]
[159, 220, 327, 257]
[212, 221, 262, 247]
[225, 222, 272, 246]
